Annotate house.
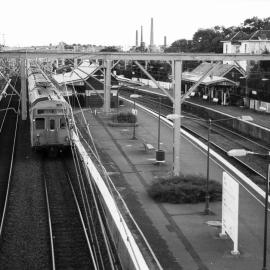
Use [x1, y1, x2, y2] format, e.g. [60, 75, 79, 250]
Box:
[222, 30, 270, 71]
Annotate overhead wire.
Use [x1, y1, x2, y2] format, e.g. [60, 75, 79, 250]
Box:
[35, 62, 99, 268]
[62, 79, 100, 269]
[70, 81, 118, 269]
[41, 59, 158, 269]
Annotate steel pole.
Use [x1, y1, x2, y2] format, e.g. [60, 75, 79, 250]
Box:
[158, 97, 161, 150]
[20, 58, 27, 120]
[205, 119, 211, 215]
[173, 60, 182, 176]
[245, 78, 248, 103]
[262, 163, 270, 270]
[132, 100, 136, 140]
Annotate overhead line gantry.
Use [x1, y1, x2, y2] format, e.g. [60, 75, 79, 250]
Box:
[1, 50, 270, 176]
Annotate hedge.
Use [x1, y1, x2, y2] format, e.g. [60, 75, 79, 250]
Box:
[111, 111, 137, 123]
[148, 174, 222, 204]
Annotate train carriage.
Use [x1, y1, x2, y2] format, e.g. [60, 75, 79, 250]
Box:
[28, 65, 72, 151]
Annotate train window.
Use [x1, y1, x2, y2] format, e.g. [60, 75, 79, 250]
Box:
[60, 118, 66, 129]
[37, 109, 44, 114]
[50, 119, 55, 130]
[36, 118, 45, 130]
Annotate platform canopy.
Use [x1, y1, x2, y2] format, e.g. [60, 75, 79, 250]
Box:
[182, 72, 237, 86]
[53, 60, 99, 85]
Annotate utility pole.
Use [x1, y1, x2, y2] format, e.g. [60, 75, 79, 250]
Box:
[173, 60, 182, 176]
[104, 60, 112, 113]
[20, 57, 27, 120]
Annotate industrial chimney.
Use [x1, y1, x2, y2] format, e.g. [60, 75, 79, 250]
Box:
[150, 17, 154, 52]
[136, 30, 138, 47]
[140, 26, 143, 47]
[164, 36, 167, 48]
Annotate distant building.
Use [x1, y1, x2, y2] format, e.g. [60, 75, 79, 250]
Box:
[222, 30, 270, 71]
[182, 62, 245, 105]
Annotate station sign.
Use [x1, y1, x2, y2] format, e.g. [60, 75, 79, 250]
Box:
[85, 90, 92, 96]
[131, 108, 138, 115]
[220, 171, 240, 255]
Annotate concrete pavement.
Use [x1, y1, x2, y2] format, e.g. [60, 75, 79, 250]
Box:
[76, 104, 269, 270]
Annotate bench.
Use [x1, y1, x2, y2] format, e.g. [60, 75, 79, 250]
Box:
[142, 142, 155, 152]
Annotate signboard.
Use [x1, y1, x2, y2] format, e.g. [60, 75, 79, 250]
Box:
[73, 81, 84, 86]
[131, 109, 137, 115]
[85, 90, 92, 96]
[220, 172, 240, 255]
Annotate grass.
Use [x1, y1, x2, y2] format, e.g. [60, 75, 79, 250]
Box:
[148, 174, 222, 204]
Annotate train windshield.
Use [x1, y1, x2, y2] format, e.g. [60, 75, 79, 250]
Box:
[35, 118, 45, 130]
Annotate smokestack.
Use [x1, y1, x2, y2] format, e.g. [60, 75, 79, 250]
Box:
[164, 36, 167, 48]
[141, 25, 143, 46]
[136, 30, 138, 47]
[150, 17, 154, 50]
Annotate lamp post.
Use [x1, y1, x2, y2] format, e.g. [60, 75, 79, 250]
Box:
[204, 115, 253, 214]
[205, 118, 212, 214]
[262, 78, 269, 112]
[167, 114, 253, 214]
[157, 97, 161, 150]
[116, 85, 124, 115]
[130, 94, 141, 140]
[155, 97, 166, 163]
[228, 149, 269, 270]
[240, 75, 248, 107]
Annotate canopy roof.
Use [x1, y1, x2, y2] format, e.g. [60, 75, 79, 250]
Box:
[53, 60, 99, 85]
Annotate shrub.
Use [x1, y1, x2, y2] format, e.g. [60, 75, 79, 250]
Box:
[111, 112, 137, 123]
[148, 174, 222, 204]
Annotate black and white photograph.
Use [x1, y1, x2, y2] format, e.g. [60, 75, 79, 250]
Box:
[0, 0, 270, 269]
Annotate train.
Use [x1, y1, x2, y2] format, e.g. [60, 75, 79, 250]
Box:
[27, 64, 72, 152]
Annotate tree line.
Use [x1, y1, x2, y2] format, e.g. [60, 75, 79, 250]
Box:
[165, 16, 270, 53]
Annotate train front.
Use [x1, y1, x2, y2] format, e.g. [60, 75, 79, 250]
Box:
[28, 66, 73, 153]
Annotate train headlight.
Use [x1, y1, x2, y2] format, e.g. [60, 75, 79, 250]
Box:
[37, 133, 40, 137]
[65, 136, 70, 142]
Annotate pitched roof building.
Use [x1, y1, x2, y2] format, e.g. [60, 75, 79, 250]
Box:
[222, 30, 270, 71]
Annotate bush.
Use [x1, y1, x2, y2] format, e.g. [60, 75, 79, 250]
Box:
[148, 174, 222, 204]
[111, 112, 137, 123]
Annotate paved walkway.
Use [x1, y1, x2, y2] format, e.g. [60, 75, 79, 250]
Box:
[77, 103, 269, 270]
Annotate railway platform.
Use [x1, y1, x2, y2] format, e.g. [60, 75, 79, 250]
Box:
[133, 85, 270, 130]
[77, 102, 270, 270]
[187, 96, 270, 131]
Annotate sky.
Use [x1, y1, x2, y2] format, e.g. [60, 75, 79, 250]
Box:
[1, 0, 270, 48]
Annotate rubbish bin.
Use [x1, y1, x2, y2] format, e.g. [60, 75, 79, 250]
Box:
[156, 150, 165, 162]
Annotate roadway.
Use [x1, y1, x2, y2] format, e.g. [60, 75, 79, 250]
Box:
[81, 101, 269, 270]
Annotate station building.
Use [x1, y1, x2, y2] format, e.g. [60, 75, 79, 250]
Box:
[53, 60, 119, 108]
[182, 62, 245, 106]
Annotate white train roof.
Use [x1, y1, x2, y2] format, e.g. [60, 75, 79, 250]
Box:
[29, 86, 68, 107]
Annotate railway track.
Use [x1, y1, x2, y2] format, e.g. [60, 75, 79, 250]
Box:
[120, 89, 270, 188]
[42, 156, 95, 269]
[0, 85, 20, 238]
[43, 152, 121, 270]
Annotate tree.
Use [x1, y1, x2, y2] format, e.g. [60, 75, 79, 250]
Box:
[100, 46, 119, 52]
[165, 39, 192, 53]
[192, 28, 224, 53]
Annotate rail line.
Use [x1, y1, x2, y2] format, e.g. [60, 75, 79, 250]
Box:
[42, 157, 95, 269]
[120, 91, 269, 187]
[0, 100, 20, 237]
